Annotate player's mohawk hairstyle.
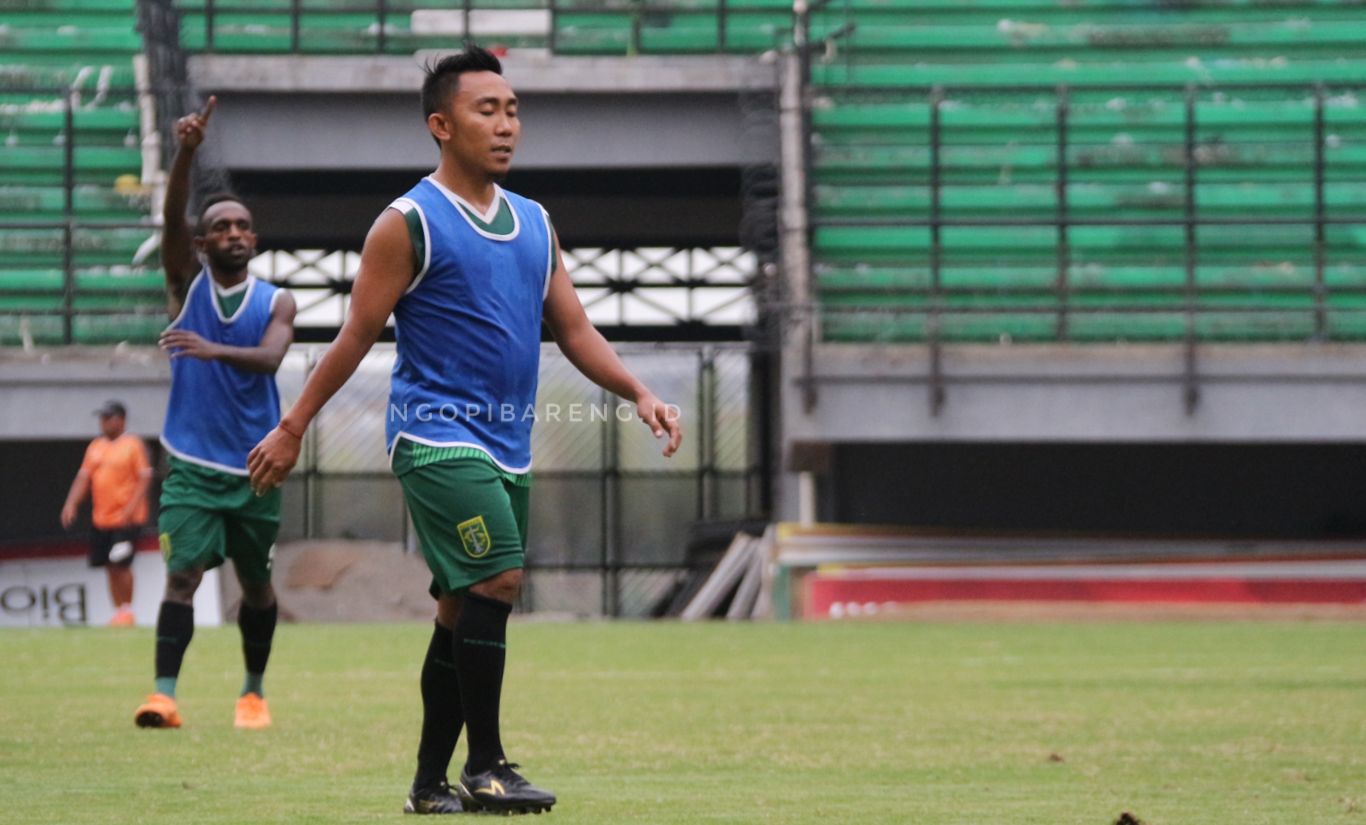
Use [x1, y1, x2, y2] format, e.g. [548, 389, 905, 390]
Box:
[421, 45, 504, 121]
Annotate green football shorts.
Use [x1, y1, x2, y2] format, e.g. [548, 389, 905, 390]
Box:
[158, 456, 282, 585]
[399, 456, 529, 596]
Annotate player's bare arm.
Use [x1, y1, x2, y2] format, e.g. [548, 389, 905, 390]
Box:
[121, 463, 153, 525]
[543, 236, 682, 457]
[158, 290, 296, 373]
[247, 208, 415, 494]
[59, 468, 91, 529]
[162, 97, 216, 317]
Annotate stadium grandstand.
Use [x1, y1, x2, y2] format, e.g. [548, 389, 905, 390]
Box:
[1, 0, 160, 346]
[4, 0, 1366, 621]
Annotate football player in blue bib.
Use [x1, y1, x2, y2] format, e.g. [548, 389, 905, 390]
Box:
[136, 97, 297, 732]
[249, 47, 682, 815]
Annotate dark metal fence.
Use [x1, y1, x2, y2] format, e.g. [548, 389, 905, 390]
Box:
[276, 343, 766, 617]
[139, 0, 196, 164]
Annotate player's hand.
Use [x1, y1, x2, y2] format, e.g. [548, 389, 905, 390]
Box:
[636, 392, 682, 458]
[247, 427, 302, 496]
[175, 96, 216, 150]
[159, 329, 222, 361]
[60, 502, 77, 529]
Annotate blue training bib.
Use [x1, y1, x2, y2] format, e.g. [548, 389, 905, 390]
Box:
[384, 179, 555, 474]
[161, 272, 283, 475]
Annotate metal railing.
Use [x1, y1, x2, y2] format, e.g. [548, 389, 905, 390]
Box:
[5, 0, 790, 345]
[0, 79, 161, 345]
[789, 4, 1366, 414]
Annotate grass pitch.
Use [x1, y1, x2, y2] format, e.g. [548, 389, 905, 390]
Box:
[2, 619, 1364, 824]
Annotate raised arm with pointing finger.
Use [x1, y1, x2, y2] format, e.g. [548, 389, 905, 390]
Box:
[156, 96, 295, 372]
[162, 96, 215, 315]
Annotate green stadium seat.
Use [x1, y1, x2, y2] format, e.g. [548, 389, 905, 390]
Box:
[171, 0, 793, 56]
[0, 0, 161, 345]
[0, 185, 149, 220]
[814, 60, 1366, 89]
[803, 0, 1366, 343]
[6, 0, 1366, 344]
[0, 27, 143, 55]
[5, 0, 136, 10]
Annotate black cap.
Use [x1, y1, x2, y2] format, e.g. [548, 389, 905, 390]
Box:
[94, 400, 127, 418]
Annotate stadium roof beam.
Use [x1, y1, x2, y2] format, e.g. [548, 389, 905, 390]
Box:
[189, 54, 775, 96]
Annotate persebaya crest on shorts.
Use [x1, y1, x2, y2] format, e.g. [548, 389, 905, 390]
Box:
[161, 271, 284, 475]
[384, 179, 555, 474]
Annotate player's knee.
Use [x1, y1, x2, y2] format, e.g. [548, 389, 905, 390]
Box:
[164, 569, 203, 603]
[240, 581, 275, 610]
[470, 568, 522, 604]
[435, 593, 463, 629]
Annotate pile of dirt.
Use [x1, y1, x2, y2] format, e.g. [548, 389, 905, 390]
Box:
[219, 540, 436, 623]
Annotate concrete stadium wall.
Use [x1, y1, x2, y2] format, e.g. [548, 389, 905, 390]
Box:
[187, 55, 777, 172]
[11, 344, 1366, 540]
[182, 54, 778, 250]
[775, 343, 1366, 525]
[0, 347, 170, 441]
[783, 344, 1366, 445]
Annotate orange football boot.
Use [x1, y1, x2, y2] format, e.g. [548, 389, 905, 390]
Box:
[234, 692, 272, 729]
[134, 693, 182, 728]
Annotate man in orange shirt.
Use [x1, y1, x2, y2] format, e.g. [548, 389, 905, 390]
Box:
[61, 400, 153, 626]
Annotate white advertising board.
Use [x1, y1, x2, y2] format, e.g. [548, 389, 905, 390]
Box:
[0, 551, 221, 627]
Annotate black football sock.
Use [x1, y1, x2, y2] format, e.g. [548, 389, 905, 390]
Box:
[154, 601, 195, 697]
[237, 600, 278, 696]
[414, 621, 463, 791]
[455, 592, 512, 774]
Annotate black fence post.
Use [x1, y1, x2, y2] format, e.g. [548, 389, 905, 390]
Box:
[697, 347, 716, 521]
[1182, 85, 1200, 415]
[377, 0, 388, 54]
[205, 0, 216, 52]
[797, 2, 817, 413]
[928, 85, 946, 415]
[62, 89, 76, 345]
[1055, 84, 1070, 341]
[548, 0, 558, 53]
[630, 0, 643, 56]
[750, 343, 775, 518]
[290, 0, 302, 53]
[1313, 83, 1328, 340]
[600, 385, 619, 616]
[302, 347, 318, 538]
[718, 0, 728, 52]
